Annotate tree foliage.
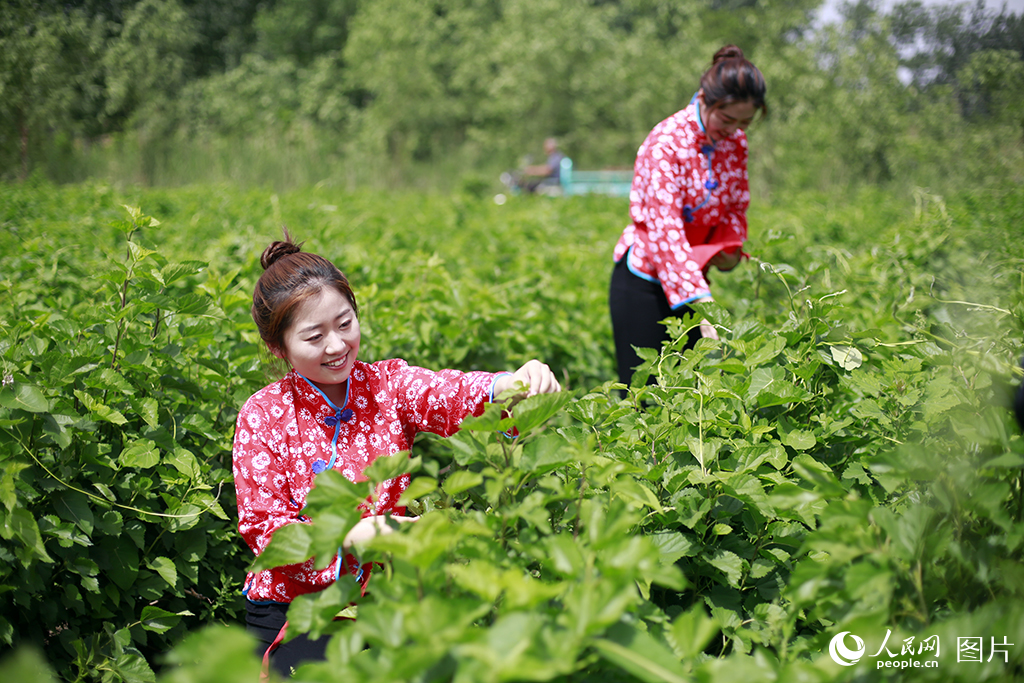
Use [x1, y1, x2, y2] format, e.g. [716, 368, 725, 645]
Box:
[0, 1, 101, 179]
[3, 0, 1023, 190]
[102, 0, 197, 124]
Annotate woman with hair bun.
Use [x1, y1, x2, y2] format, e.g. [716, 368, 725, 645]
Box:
[233, 234, 561, 676]
[610, 44, 767, 386]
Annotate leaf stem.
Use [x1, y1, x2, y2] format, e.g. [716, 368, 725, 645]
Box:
[110, 223, 139, 371]
[3, 427, 217, 521]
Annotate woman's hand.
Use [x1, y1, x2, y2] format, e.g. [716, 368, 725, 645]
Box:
[709, 247, 742, 272]
[695, 298, 719, 341]
[494, 360, 561, 400]
[343, 514, 418, 548]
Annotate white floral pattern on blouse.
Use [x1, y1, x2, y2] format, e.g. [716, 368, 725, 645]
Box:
[232, 360, 496, 603]
[613, 97, 750, 308]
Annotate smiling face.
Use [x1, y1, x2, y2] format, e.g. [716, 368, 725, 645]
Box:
[700, 97, 758, 143]
[272, 286, 360, 404]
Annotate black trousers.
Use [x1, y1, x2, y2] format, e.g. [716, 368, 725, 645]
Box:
[247, 601, 331, 678]
[609, 258, 702, 387]
[1016, 355, 1024, 430]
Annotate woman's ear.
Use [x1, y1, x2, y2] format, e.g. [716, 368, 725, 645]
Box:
[268, 344, 286, 360]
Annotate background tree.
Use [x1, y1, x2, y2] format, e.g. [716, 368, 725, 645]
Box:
[102, 0, 197, 170]
[956, 48, 1024, 138]
[2, 0, 1023, 191]
[253, 0, 360, 67]
[0, 2, 97, 180]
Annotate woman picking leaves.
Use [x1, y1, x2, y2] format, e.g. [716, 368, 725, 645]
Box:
[232, 235, 561, 676]
[610, 44, 767, 386]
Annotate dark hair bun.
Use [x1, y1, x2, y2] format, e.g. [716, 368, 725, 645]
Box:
[261, 240, 301, 270]
[712, 44, 744, 65]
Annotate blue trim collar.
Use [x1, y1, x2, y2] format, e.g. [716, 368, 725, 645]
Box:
[295, 372, 350, 471]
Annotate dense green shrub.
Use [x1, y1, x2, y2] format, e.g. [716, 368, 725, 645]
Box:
[0, 203, 258, 681]
[1, 182, 1022, 682]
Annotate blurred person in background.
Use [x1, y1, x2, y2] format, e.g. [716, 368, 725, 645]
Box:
[501, 137, 565, 195]
[521, 137, 565, 193]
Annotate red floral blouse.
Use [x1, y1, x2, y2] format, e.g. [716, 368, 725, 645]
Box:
[232, 359, 499, 603]
[613, 94, 750, 308]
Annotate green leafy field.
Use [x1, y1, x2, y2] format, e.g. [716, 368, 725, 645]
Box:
[1, 180, 1023, 682]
